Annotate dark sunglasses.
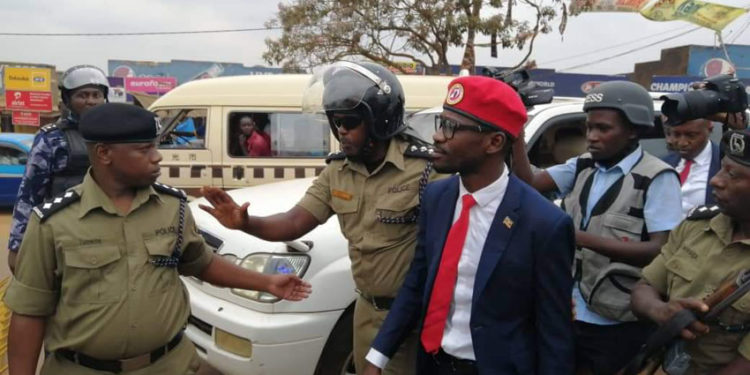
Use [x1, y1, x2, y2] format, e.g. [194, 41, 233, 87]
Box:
[331, 115, 364, 131]
[434, 116, 495, 139]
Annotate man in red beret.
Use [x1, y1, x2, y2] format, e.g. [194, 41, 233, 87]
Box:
[362, 76, 575, 375]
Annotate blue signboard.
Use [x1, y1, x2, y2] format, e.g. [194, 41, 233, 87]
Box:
[108, 59, 283, 85]
[529, 71, 627, 97]
[687, 45, 750, 79]
[651, 75, 750, 94]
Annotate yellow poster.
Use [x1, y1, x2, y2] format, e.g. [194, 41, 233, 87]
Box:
[3, 67, 52, 92]
[639, 0, 747, 31]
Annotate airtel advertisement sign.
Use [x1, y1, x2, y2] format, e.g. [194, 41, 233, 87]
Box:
[124, 77, 177, 95]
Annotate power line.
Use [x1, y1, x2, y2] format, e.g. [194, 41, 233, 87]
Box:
[559, 26, 703, 71]
[0, 27, 281, 37]
[539, 25, 694, 65]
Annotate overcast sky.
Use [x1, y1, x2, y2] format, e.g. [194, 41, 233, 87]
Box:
[1, 0, 750, 75]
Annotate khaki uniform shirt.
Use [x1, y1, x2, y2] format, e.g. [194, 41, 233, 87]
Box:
[4, 172, 213, 360]
[297, 138, 440, 297]
[642, 213, 750, 374]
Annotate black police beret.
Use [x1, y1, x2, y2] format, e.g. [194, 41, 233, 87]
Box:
[79, 103, 161, 143]
[721, 129, 750, 166]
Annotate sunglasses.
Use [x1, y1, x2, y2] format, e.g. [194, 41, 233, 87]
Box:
[331, 115, 364, 131]
[434, 116, 495, 140]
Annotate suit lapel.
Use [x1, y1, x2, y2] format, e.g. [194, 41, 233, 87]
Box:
[472, 175, 522, 306]
[424, 176, 460, 297]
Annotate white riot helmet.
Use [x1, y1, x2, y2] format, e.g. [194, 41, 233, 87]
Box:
[59, 65, 110, 105]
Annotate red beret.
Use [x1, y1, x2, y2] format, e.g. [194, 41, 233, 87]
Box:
[443, 76, 527, 138]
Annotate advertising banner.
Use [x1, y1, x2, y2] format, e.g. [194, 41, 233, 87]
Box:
[639, 0, 746, 31]
[109, 59, 283, 85]
[529, 71, 628, 97]
[12, 111, 40, 127]
[3, 67, 52, 92]
[5, 90, 53, 111]
[107, 77, 127, 103]
[125, 77, 177, 95]
[570, 0, 649, 13]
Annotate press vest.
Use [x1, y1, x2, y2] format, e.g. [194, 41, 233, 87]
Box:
[563, 151, 676, 321]
[47, 118, 89, 199]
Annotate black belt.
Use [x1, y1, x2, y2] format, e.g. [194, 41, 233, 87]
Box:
[432, 349, 478, 375]
[357, 291, 394, 311]
[57, 331, 183, 373]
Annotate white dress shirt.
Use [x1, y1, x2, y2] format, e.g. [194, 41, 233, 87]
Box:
[677, 141, 712, 218]
[366, 167, 510, 368]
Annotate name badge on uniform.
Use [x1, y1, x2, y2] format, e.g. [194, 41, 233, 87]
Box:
[332, 189, 353, 201]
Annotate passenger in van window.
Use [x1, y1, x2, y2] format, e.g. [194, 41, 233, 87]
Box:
[238, 115, 271, 157]
[512, 81, 682, 375]
[201, 61, 443, 375]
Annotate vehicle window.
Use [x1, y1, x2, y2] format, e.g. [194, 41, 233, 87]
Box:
[527, 114, 587, 169]
[228, 112, 329, 158]
[0, 146, 26, 165]
[155, 108, 208, 149]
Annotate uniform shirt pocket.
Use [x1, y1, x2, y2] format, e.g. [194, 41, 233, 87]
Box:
[365, 192, 420, 251]
[143, 235, 179, 294]
[665, 256, 699, 292]
[602, 212, 643, 241]
[330, 192, 360, 237]
[63, 244, 124, 303]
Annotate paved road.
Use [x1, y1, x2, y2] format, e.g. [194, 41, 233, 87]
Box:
[0, 209, 222, 374]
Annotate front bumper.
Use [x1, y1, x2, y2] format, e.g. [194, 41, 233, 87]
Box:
[184, 280, 344, 375]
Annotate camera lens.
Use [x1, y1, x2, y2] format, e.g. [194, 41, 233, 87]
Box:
[661, 90, 721, 126]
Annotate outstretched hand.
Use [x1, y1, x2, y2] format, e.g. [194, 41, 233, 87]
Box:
[266, 274, 312, 301]
[199, 186, 250, 231]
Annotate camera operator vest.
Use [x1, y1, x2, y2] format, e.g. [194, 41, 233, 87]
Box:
[563, 151, 676, 322]
[46, 118, 89, 199]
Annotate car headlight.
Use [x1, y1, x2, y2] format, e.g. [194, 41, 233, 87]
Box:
[231, 253, 310, 303]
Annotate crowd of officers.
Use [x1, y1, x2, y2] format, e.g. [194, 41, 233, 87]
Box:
[3, 61, 750, 375]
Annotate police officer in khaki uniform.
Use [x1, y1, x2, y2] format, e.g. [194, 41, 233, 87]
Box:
[5, 103, 311, 375]
[631, 129, 750, 374]
[200, 61, 440, 375]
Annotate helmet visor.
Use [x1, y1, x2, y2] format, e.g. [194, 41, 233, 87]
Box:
[302, 61, 392, 115]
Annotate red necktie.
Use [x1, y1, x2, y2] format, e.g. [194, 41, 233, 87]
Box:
[679, 159, 694, 186]
[421, 194, 477, 354]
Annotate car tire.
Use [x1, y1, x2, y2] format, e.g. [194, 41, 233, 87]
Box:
[314, 304, 355, 375]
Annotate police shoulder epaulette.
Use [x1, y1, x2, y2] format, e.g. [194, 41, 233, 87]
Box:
[153, 182, 187, 200]
[687, 204, 721, 221]
[404, 143, 434, 159]
[33, 190, 80, 222]
[40, 123, 58, 133]
[326, 151, 346, 164]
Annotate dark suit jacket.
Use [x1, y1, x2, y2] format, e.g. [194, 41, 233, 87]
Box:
[662, 141, 721, 205]
[371, 174, 575, 375]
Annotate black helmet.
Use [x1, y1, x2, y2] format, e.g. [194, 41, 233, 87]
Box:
[59, 65, 110, 105]
[303, 61, 406, 140]
[583, 81, 654, 127]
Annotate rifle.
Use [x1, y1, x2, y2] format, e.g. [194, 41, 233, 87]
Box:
[619, 269, 750, 375]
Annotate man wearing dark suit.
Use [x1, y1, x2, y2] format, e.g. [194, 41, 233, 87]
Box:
[362, 76, 575, 375]
[661, 118, 720, 217]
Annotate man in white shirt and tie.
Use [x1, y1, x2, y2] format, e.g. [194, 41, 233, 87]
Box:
[362, 76, 575, 375]
[662, 118, 721, 217]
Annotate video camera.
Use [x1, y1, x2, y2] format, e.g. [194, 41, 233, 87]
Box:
[661, 74, 748, 126]
[482, 68, 554, 107]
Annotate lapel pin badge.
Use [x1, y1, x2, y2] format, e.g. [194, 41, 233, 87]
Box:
[503, 216, 514, 229]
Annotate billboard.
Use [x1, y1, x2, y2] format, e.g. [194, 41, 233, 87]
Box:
[687, 45, 750, 79]
[529, 71, 628, 97]
[108, 59, 283, 85]
[125, 77, 177, 95]
[3, 67, 52, 92]
[12, 111, 40, 127]
[5, 90, 53, 112]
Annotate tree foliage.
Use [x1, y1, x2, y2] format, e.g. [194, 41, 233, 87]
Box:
[263, 0, 568, 74]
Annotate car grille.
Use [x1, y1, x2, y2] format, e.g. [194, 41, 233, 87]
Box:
[188, 314, 213, 336]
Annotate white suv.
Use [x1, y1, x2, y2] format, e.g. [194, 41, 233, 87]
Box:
[184, 97, 686, 375]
